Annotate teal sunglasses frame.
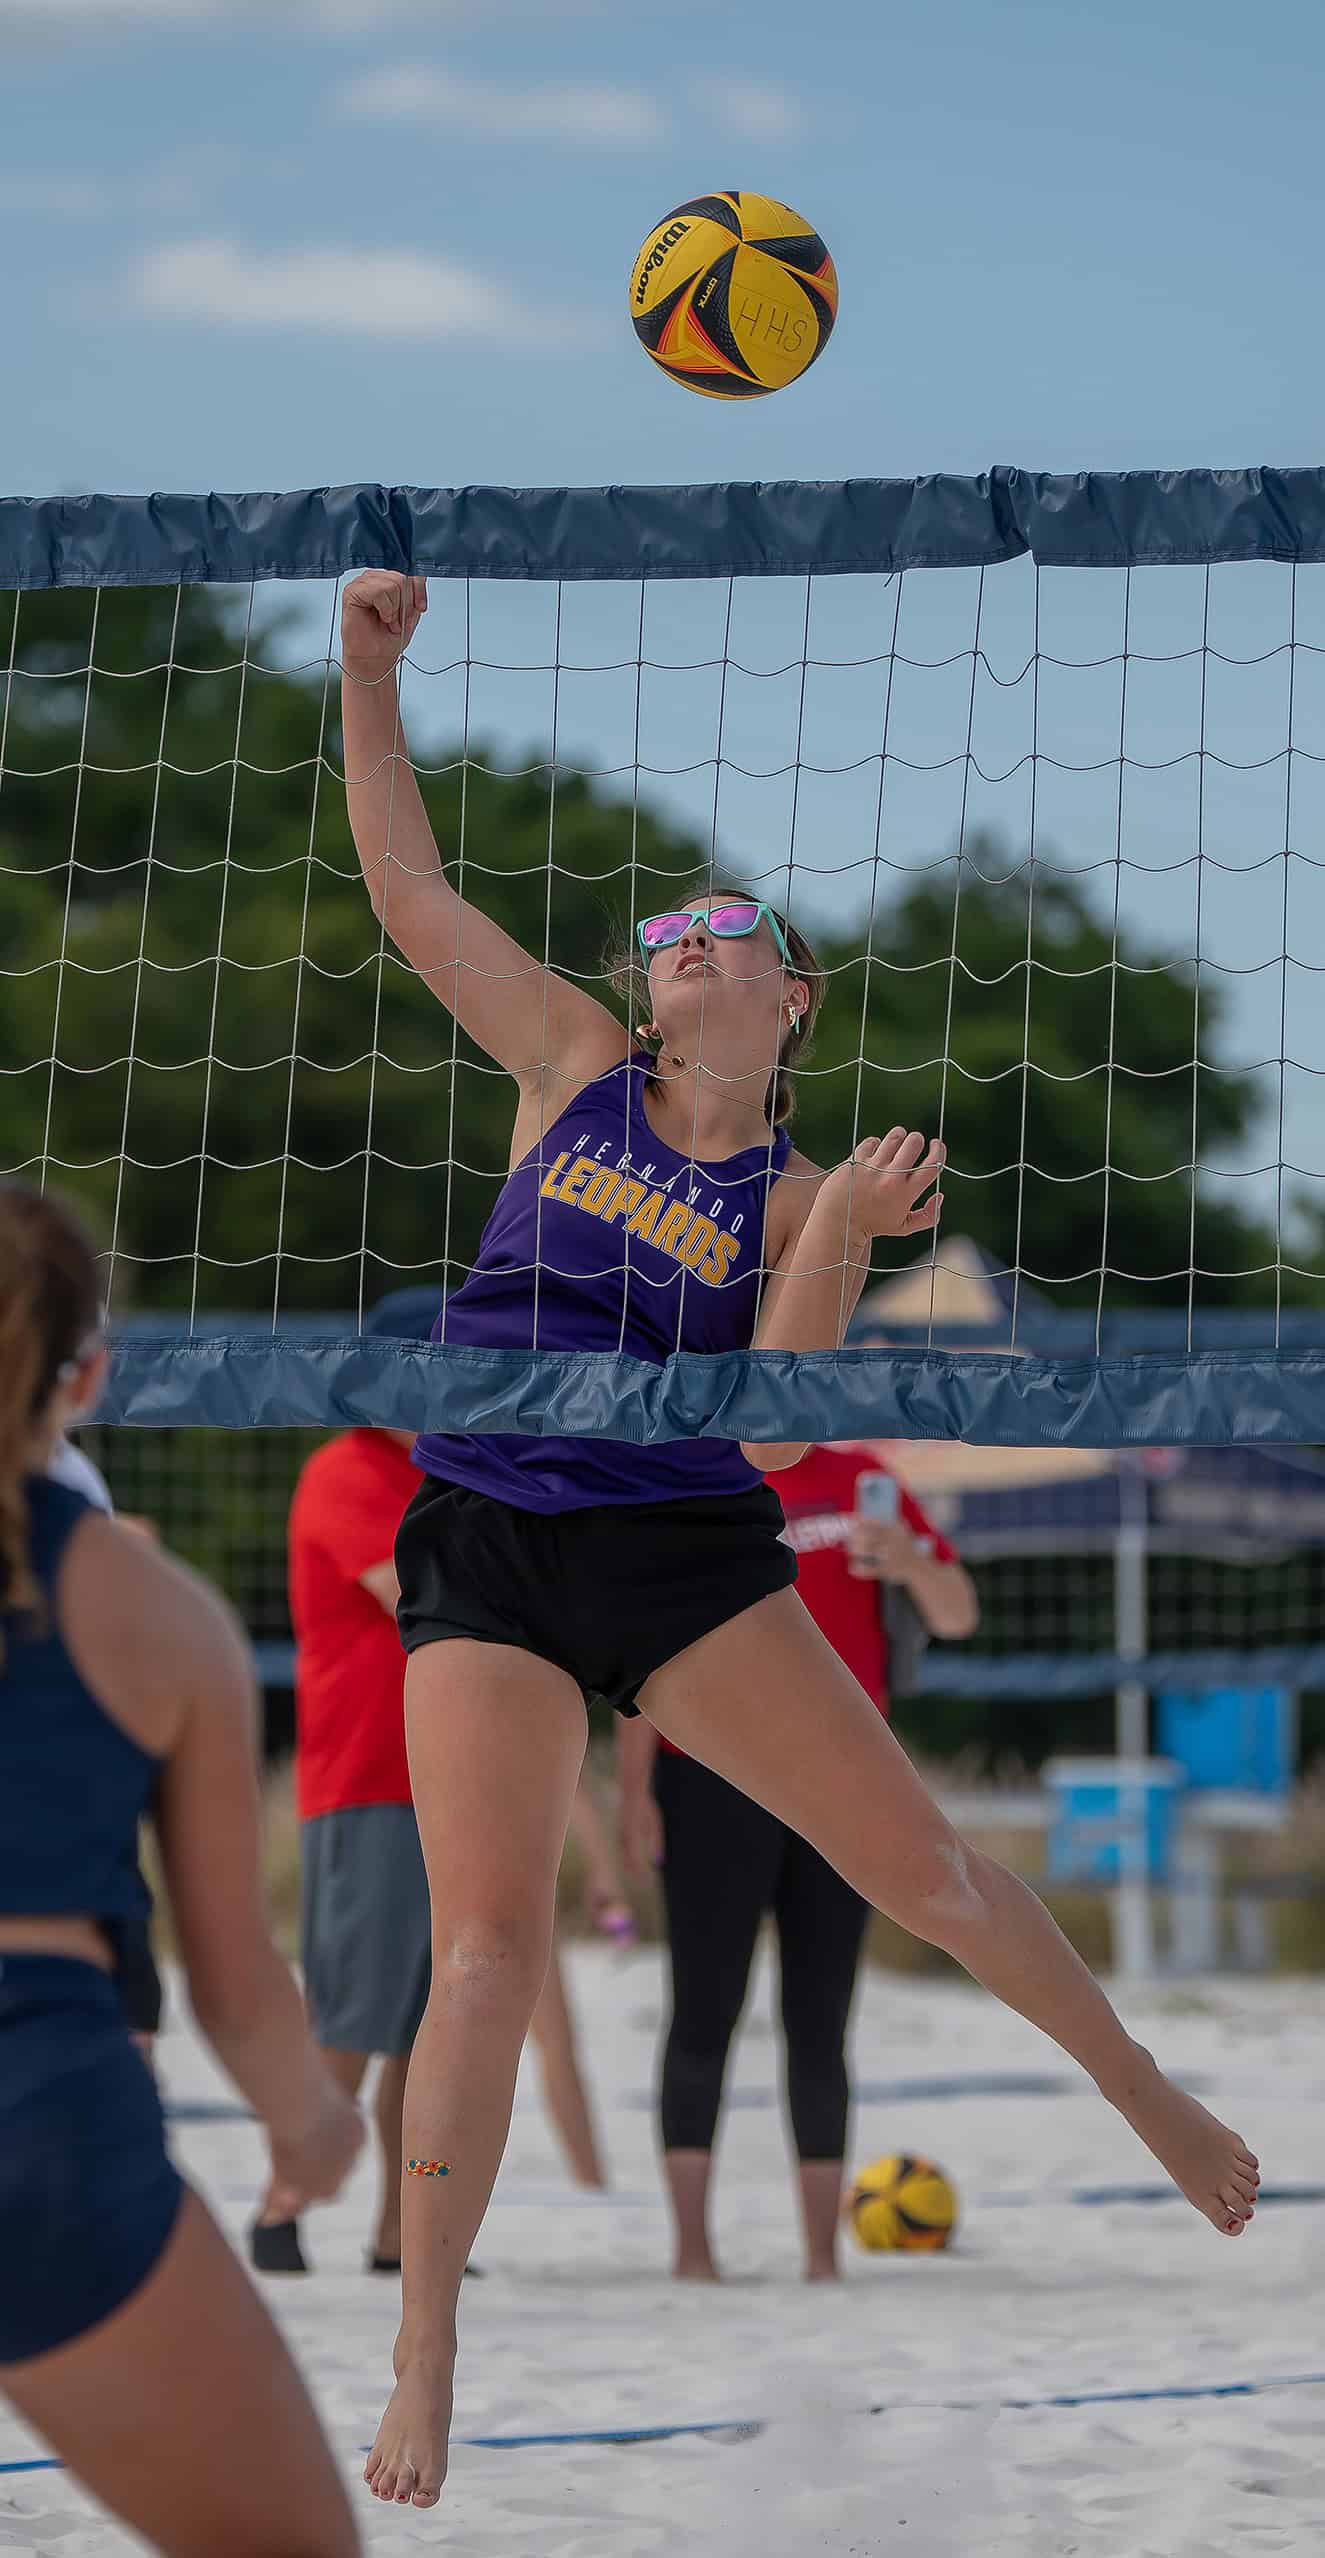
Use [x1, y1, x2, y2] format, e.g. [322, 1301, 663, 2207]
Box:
[636, 900, 791, 966]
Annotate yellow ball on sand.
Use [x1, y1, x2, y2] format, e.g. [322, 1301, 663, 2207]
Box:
[630, 190, 838, 399]
[847, 2154, 959, 2253]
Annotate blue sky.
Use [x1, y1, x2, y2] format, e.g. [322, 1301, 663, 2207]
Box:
[4, 0, 1324, 1240]
[2, 0, 1322, 498]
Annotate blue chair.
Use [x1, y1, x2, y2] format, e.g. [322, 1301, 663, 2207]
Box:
[1045, 1758, 1184, 1887]
[1155, 1687, 1295, 1798]
[1155, 1690, 1296, 1973]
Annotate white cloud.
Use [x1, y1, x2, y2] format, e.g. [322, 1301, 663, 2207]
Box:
[338, 63, 665, 146]
[709, 85, 804, 144]
[128, 237, 586, 348]
[339, 63, 806, 152]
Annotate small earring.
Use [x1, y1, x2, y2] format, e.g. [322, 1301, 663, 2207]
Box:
[786, 1004, 802, 1034]
[636, 1022, 663, 1050]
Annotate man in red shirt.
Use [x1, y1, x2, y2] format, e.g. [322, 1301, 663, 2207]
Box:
[251, 1419, 426, 2275]
[619, 1444, 978, 2283]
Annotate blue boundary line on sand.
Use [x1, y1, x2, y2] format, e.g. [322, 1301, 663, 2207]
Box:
[7, 2371, 1325, 2473]
[436, 2373, 1325, 2444]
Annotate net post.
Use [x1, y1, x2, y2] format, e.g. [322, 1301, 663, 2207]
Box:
[1112, 1461, 1155, 1979]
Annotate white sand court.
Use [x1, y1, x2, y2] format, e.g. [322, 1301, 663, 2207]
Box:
[3, 1946, 1322, 2556]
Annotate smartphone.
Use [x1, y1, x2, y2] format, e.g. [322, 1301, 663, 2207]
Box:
[855, 1470, 900, 1525]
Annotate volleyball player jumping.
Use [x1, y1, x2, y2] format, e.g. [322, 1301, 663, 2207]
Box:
[342, 571, 1259, 2515]
[0, 1186, 363, 2558]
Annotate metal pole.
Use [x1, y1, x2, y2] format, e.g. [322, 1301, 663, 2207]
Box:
[1114, 1461, 1153, 1977]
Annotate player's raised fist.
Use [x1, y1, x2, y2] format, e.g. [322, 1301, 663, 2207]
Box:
[341, 572, 428, 683]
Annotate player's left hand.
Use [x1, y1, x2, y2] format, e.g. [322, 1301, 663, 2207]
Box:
[821, 1130, 944, 1241]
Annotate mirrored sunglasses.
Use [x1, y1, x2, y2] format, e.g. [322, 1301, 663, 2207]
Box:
[637, 901, 790, 963]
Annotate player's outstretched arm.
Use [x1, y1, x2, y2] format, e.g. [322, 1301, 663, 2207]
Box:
[341, 570, 623, 1095]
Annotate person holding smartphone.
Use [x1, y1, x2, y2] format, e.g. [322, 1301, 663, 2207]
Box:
[619, 1445, 979, 2282]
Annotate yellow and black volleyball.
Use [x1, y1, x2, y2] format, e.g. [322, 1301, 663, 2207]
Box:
[847, 2154, 958, 2254]
[630, 191, 838, 399]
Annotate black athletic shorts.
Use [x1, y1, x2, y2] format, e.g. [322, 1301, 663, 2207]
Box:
[395, 1476, 797, 1717]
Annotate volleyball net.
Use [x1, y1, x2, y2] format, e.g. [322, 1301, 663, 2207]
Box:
[5, 466, 1325, 1448]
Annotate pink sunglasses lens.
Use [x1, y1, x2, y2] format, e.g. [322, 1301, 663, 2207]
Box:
[641, 913, 691, 947]
[706, 904, 761, 935]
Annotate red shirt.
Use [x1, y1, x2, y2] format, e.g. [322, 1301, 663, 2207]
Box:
[289, 1430, 421, 1820]
[659, 1445, 955, 1754]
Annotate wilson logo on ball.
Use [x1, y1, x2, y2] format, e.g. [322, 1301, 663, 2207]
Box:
[634, 220, 693, 305]
[629, 190, 838, 400]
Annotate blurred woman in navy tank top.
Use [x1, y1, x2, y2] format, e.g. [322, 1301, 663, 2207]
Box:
[342, 572, 1258, 2517]
[0, 1184, 363, 2558]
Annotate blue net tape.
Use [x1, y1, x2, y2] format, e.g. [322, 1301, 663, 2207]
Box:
[100, 1334, 1325, 1447]
[247, 1638, 1325, 1697]
[919, 1643, 1325, 1701]
[5, 465, 1325, 591]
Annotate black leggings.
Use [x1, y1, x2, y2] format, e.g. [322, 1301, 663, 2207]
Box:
[655, 1747, 870, 2163]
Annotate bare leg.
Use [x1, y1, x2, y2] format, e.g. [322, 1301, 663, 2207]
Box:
[372, 2050, 411, 2259]
[642, 1591, 1259, 2240]
[529, 1932, 608, 2187]
[664, 2149, 720, 2280]
[798, 2159, 846, 2281]
[364, 1640, 587, 2512]
[3, 2187, 358, 2558]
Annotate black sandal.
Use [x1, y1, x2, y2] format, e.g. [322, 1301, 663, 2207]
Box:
[249, 2218, 308, 2275]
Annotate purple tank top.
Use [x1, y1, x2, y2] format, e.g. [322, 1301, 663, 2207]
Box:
[414, 1056, 790, 1512]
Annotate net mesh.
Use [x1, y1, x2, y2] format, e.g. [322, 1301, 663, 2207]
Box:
[4, 492, 1325, 1443]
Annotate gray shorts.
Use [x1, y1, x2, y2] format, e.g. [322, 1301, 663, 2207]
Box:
[300, 1805, 431, 2057]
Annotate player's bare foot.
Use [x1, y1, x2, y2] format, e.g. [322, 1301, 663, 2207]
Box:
[363, 2342, 454, 2509]
[1109, 2045, 1259, 2234]
[672, 2249, 720, 2281]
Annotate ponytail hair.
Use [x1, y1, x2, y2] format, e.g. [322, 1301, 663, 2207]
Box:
[0, 1183, 101, 1628]
[605, 879, 826, 1128]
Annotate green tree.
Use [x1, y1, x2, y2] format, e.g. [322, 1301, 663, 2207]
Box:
[797, 855, 1299, 1305]
[0, 586, 700, 1309]
[0, 584, 1305, 1314]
